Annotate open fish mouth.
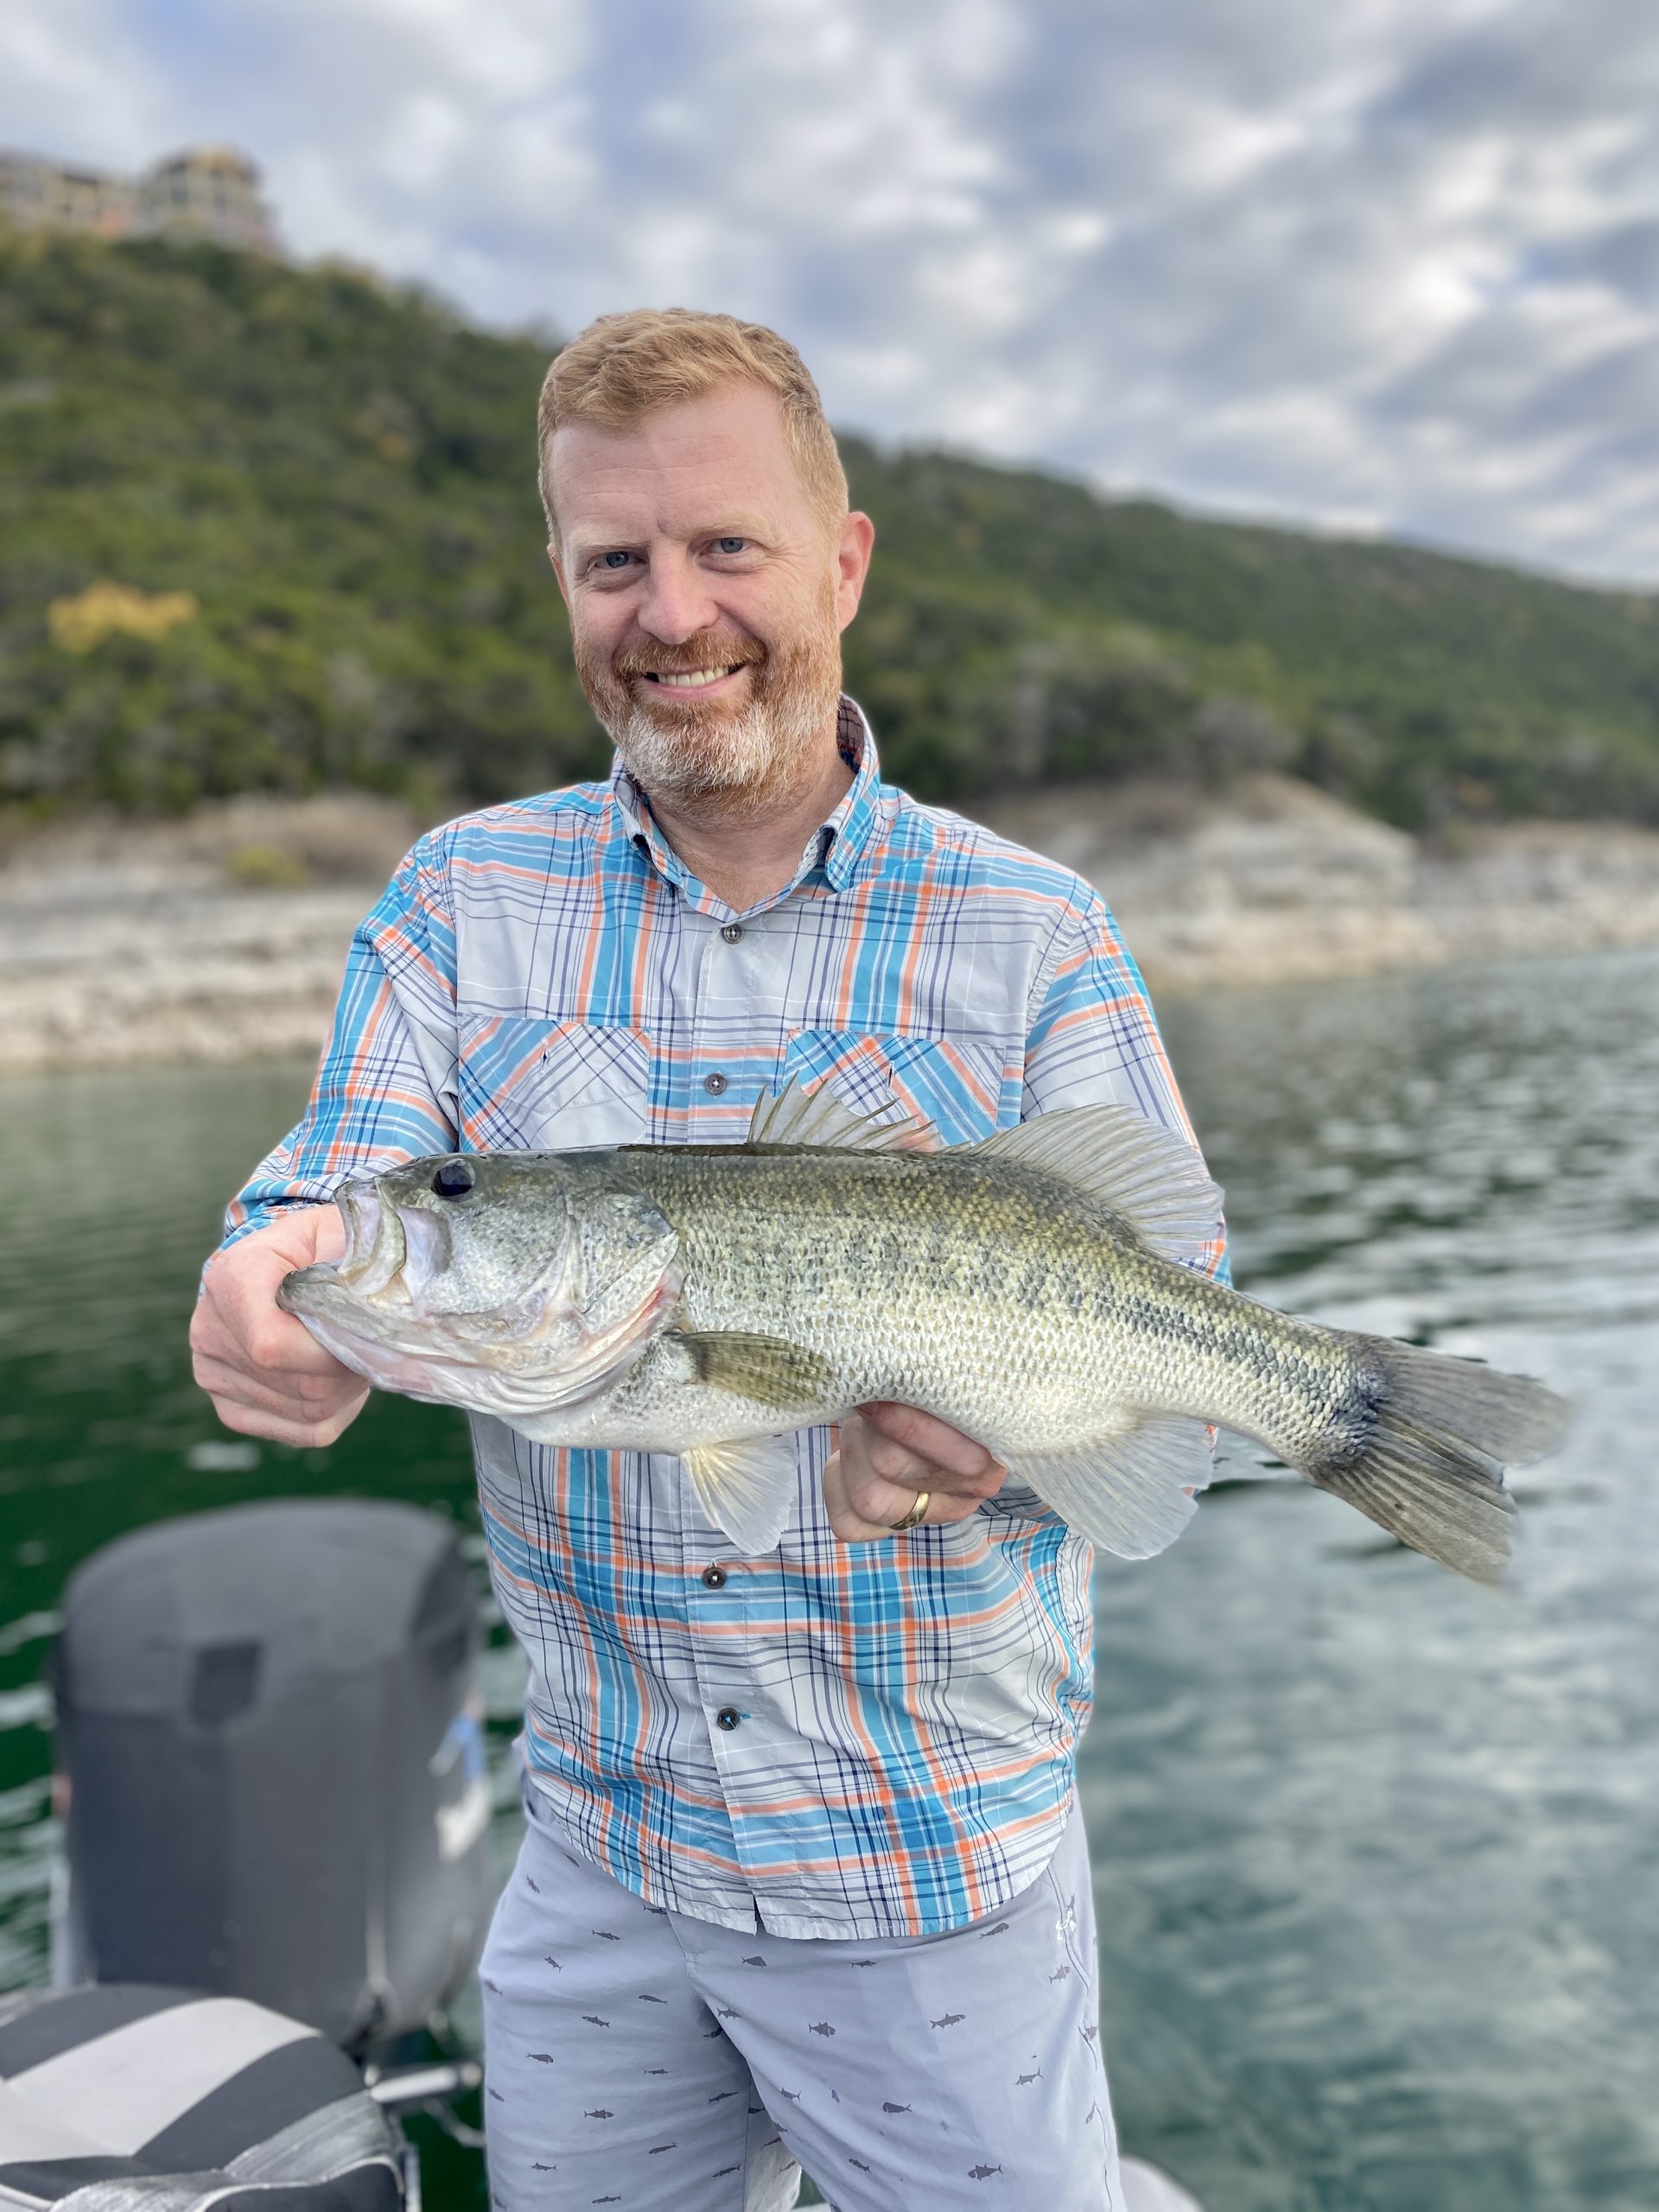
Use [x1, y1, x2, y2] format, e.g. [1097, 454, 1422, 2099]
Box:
[330, 1178, 478, 1315]
[334, 1175, 410, 1300]
[281, 1165, 687, 1416]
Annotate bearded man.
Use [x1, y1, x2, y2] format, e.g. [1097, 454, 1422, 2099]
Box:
[193, 310, 1219, 2212]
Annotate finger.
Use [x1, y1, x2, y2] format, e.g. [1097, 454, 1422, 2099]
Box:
[299, 1208, 348, 1265]
[190, 1354, 365, 1427]
[851, 1472, 982, 1529]
[833, 1410, 931, 1517]
[921, 1460, 1011, 1504]
[855, 1401, 1007, 1483]
[194, 1344, 366, 1433]
[841, 1459, 938, 1526]
[821, 1450, 916, 1541]
[194, 1289, 359, 1382]
[842, 1437, 1006, 1510]
[835, 1407, 941, 1493]
[834, 1408, 1003, 1531]
[207, 1395, 365, 1450]
[191, 1355, 310, 1421]
[245, 1312, 360, 1382]
[205, 1205, 348, 1274]
[853, 1458, 1007, 1507]
[824, 1451, 985, 1541]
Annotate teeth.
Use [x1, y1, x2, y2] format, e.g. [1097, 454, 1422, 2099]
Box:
[648, 665, 740, 689]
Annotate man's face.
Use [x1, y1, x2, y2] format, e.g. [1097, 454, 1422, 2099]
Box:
[547, 384, 873, 817]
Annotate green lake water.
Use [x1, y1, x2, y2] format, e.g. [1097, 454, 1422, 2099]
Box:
[2, 944, 1656, 2210]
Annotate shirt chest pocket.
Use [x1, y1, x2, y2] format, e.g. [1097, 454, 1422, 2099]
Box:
[457, 1016, 652, 1151]
[779, 1028, 1019, 1147]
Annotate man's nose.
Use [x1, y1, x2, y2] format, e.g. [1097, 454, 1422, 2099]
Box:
[636, 550, 720, 645]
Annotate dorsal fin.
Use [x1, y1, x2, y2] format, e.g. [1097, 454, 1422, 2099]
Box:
[747, 1077, 938, 1154]
[971, 1107, 1224, 1267]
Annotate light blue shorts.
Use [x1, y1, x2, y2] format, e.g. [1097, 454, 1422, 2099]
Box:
[480, 1788, 1127, 2210]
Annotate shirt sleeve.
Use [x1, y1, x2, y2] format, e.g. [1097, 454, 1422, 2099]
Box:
[218, 834, 462, 1250]
[981, 880, 1230, 1529]
[1022, 883, 1220, 1242]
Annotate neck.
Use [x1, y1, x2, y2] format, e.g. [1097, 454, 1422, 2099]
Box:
[640, 725, 855, 912]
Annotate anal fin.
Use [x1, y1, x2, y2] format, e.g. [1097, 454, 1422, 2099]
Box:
[681, 1435, 800, 1556]
[1005, 1414, 1217, 1559]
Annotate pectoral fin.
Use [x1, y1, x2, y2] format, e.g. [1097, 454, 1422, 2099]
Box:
[1005, 1414, 1217, 1558]
[681, 1435, 800, 1555]
[671, 1329, 835, 1411]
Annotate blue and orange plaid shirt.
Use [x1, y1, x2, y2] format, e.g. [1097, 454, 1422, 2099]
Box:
[225, 700, 1224, 1940]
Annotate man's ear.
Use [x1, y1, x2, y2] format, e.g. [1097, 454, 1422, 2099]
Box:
[835, 511, 876, 633]
[548, 539, 572, 612]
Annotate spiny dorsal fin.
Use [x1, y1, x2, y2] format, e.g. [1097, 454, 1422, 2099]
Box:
[971, 1107, 1224, 1268]
[747, 1076, 938, 1154]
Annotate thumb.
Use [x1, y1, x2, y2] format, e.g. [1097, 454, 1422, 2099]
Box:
[209, 1204, 346, 1289]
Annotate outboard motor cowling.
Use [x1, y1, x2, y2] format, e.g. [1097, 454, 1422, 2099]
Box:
[54, 1500, 493, 2050]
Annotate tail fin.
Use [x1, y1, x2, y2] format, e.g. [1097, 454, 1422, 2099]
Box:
[1309, 1341, 1568, 1582]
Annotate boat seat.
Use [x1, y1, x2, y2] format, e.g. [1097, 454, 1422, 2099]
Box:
[0, 1986, 400, 2210]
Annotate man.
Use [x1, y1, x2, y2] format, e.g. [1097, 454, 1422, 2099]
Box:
[193, 309, 1222, 2210]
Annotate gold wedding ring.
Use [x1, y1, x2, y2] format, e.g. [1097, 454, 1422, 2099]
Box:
[891, 1489, 931, 1533]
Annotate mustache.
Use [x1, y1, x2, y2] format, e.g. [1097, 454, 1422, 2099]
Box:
[613, 634, 764, 680]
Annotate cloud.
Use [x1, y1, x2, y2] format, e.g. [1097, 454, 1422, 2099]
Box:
[3, 0, 1658, 582]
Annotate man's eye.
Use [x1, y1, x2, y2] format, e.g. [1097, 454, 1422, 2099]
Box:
[601, 550, 632, 570]
[714, 537, 747, 555]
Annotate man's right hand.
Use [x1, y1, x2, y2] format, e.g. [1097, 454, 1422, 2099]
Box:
[190, 1206, 369, 1448]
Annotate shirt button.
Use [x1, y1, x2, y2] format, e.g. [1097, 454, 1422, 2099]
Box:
[701, 1564, 728, 1589]
[703, 1071, 728, 1096]
[720, 923, 743, 944]
[715, 1706, 741, 1732]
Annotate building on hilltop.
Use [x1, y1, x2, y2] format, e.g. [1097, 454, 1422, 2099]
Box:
[0, 145, 277, 252]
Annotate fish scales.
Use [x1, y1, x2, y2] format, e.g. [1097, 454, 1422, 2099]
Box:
[619, 1143, 1332, 1460]
[278, 1081, 1569, 1580]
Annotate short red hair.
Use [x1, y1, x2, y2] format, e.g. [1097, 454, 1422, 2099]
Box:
[537, 308, 849, 537]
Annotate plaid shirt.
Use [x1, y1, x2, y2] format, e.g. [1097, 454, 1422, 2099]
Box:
[226, 700, 1224, 1940]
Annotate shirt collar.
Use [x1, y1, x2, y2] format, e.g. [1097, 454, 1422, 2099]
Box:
[607, 694, 887, 914]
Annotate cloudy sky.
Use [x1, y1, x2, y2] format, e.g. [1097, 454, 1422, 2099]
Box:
[5, 0, 1658, 584]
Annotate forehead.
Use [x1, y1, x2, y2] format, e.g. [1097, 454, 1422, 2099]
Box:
[550, 383, 813, 547]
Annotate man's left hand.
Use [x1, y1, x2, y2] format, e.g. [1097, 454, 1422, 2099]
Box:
[823, 1402, 1008, 1540]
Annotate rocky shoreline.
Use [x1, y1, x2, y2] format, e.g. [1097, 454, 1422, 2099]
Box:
[980, 774, 1659, 994]
[4, 780, 1658, 1077]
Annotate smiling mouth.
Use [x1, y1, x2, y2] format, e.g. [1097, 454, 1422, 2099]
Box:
[639, 663, 748, 690]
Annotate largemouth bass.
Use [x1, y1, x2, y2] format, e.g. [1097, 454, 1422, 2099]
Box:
[278, 1081, 1567, 1579]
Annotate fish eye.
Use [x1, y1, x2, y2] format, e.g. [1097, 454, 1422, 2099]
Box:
[431, 1159, 475, 1199]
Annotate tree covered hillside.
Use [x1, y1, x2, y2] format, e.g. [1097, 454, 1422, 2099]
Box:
[3, 225, 1658, 829]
